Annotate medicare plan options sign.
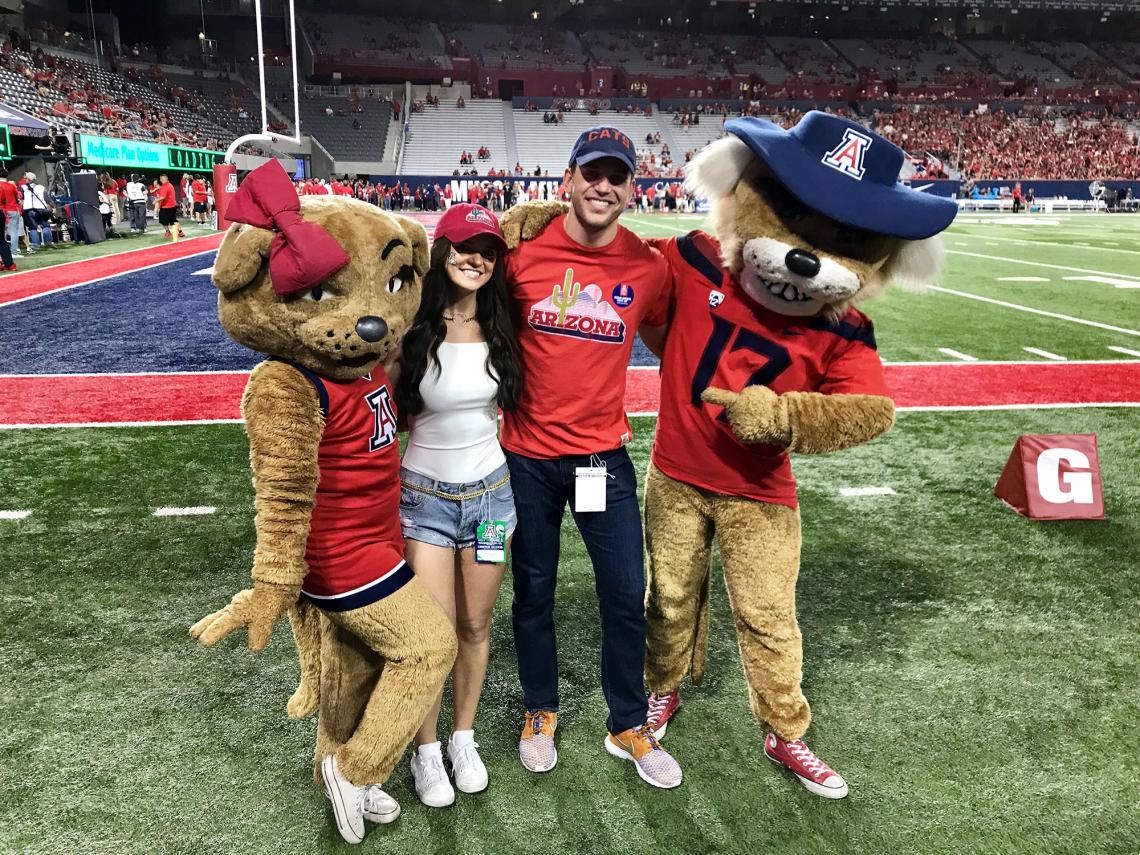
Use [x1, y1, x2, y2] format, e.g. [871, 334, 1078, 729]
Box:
[74, 133, 223, 173]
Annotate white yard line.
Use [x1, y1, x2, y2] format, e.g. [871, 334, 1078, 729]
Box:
[996, 276, 1049, 282]
[0, 247, 220, 308]
[1107, 346, 1140, 358]
[944, 249, 1140, 281]
[936, 348, 977, 361]
[1062, 275, 1140, 289]
[929, 286, 1140, 338]
[1022, 347, 1067, 361]
[0, 510, 31, 519]
[153, 506, 216, 516]
[838, 486, 897, 497]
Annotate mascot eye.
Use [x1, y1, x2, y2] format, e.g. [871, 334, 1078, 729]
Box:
[301, 285, 327, 302]
[388, 265, 414, 294]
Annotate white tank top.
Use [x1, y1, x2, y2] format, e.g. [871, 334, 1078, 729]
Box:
[402, 341, 506, 483]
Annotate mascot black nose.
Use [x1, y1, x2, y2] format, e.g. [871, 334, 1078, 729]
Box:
[355, 316, 388, 342]
[785, 249, 821, 278]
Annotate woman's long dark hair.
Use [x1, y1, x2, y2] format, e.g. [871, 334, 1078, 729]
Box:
[398, 237, 524, 417]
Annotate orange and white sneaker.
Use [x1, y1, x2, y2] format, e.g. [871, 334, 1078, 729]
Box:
[764, 733, 848, 799]
[647, 689, 681, 738]
[604, 724, 683, 789]
[519, 710, 558, 772]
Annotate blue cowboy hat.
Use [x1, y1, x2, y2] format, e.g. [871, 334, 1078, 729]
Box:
[724, 112, 957, 240]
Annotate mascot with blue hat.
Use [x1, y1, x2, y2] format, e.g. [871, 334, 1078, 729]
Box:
[501, 111, 956, 799]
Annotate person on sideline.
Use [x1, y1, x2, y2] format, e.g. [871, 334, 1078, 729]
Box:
[393, 203, 523, 808]
[502, 127, 682, 789]
[191, 174, 208, 224]
[21, 171, 53, 251]
[153, 173, 179, 237]
[0, 168, 21, 268]
[125, 174, 148, 233]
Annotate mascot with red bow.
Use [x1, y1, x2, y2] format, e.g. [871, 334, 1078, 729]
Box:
[189, 160, 456, 844]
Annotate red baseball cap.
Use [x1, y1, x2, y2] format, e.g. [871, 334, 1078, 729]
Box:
[434, 203, 507, 251]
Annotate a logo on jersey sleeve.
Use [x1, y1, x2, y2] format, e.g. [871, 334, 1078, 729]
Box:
[527, 267, 626, 344]
[821, 128, 873, 180]
[365, 387, 397, 451]
[612, 283, 634, 308]
[709, 290, 725, 309]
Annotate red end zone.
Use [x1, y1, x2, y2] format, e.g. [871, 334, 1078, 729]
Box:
[2, 362, 1138, 427]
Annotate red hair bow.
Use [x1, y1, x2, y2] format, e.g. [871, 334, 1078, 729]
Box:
[225, 159, 350, 296]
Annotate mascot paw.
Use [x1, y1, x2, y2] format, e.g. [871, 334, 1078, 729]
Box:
[190, 582, 299, 653]
[702, 385, 791, 447]
[500, 201, 569, 249]
[286, 681, 320, 719]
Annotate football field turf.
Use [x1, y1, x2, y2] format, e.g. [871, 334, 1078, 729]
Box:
[1, 212, 1139, 854]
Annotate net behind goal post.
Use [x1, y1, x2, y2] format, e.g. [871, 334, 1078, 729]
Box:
[213, 0, 302, 230]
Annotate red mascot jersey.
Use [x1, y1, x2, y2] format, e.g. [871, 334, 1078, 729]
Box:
[649, 231, 889, 508]
[281, 361, 412, 611]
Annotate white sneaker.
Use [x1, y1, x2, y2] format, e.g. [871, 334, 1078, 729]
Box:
[410, 743, 455, 808]
[362, 786, 401, 824]
[448, 737, 489, 794]
[320, 754, 366, 844]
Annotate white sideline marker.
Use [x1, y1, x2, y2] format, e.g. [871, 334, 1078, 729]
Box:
[1107, 346, 1140, 359]
[0, 510, 31, 520]
[1022, 347, 1067, 361]
[1062, 275, 1140, 289]
[839, 487, 897, 497]
[997, 276, 1048, 282]
[153, 506, 217, 517]
[937, 348, 977, 361]
[192, 266, 215, 276]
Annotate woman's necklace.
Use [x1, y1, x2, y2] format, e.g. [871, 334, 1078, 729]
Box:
[442, 309, 477, 324]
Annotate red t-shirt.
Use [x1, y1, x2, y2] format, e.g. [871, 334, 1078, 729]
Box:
[155, 182, 177, 209]
[191, 179, 207, 203]
[502, 215, 669, 458]
[0, 180, 20, 214]
[279, 362, 412, 610]
[650, 231, 888, 507]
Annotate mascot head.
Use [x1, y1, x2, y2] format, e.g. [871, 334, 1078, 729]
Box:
[685, 111, 957, 319]
[211, 160, 428, 381]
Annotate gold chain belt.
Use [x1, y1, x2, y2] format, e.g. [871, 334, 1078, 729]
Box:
[400, 471, 510, 502]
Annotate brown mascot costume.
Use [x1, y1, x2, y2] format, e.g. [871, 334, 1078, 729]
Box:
[504, 112, 956, 799]
[189, 160, 457, 844]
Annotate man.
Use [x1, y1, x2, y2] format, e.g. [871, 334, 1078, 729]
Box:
[502, 127, 682, 789]
[153, 173, 179, 237]
[21, 171, 53, 251]
[190, 174, 208, 224]
[0, 167, 22, 266]
[125, 173, 148, 233]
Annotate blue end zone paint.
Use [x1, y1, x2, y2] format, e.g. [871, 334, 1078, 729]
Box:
[0, 255, 260, 373]
[0, 253, 662, 374]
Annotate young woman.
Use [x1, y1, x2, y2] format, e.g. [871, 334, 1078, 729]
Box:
[393, 203, 522, 808]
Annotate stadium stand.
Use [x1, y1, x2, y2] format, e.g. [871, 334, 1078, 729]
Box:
[717, 35, 789, 84]
[581, 29, 727, 79]
[964, 39, 1078, 87]
[442, 23, 586, 72]
[399, 100, 512, 174]
[513, 108, 677, 178]
[831, 37, 986, 87]
[296, 94, 392, 162]
[305, 14, 451, 70]
[765, 37, 856, 83]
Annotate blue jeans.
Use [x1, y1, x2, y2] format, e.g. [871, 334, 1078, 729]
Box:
[505, 447, 648, 734]
[5, 210, 19, 258]
[399, 461, 517, 550]
[25, 210, 52, 247]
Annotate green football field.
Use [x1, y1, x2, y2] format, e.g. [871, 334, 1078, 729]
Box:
[2, 212, 1139, 854]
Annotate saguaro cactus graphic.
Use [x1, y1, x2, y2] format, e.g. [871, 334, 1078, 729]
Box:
[551, 268, 581, 326]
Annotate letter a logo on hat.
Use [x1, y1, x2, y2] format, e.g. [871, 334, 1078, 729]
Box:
[821, 128, 873, 180]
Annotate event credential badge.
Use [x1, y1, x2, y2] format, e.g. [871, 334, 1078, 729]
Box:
[476, 520, 508, 563]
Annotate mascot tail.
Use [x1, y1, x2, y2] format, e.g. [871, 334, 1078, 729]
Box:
[286, 600, 322, 718]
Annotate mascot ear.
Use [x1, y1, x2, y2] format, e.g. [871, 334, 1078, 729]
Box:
[880, 236, 946, 291]
[212, 224, 274, 294]
[684, 135, 755, 200]
[394, 215, 430, 277]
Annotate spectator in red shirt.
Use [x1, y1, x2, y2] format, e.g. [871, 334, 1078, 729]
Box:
[153, 173, 179, 237]
[0, 167, 19, 270]
[191, 175, 208, 224]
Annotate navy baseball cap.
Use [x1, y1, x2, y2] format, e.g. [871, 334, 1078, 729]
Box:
[568, 126, 637, 175]
[724, 112, 957, 240]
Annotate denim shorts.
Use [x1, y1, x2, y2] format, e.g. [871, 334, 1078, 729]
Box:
[399, 461, 517, 550]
